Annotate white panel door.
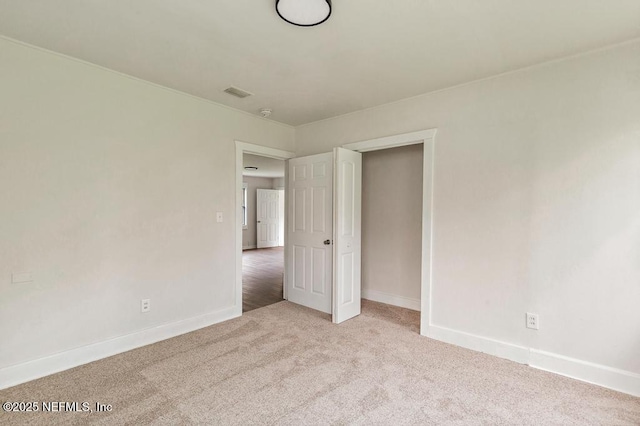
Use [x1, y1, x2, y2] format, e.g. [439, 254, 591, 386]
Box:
[332, 147, 362, 324]
[286, 153, 333, 313]
[257, 189, 279, 248]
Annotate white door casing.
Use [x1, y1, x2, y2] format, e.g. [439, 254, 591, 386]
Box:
[332, 147, 362, 324]
[286, 153, 333, 313]
[257, 189, 279, 248]
[342, 129, 436, 334]
[278, 189, 285, 246]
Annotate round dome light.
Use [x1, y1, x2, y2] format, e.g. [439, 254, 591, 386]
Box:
[276, 0, 332, 27]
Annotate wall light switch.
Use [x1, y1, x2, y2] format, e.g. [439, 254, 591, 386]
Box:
[12, 272, 33, 284]
[216, 212, 223, 223]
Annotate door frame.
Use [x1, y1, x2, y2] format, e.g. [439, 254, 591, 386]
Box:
[235, 141, 295, 317]
[342, 128, 437, 336]
[235, 129, 437, 332]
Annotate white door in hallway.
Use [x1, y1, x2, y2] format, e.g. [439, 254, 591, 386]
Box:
[287, 153, 333, 313]
[332, 147, 362, 324]
[257, 189, 280, 248]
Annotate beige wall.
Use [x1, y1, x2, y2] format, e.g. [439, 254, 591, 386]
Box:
[242, 176, 276, 249]
[362, 144, 423, 303]
[296, 41, 640, 374]
[2, 32, 639, 390]
[272, 177, 285, 189]
[0, 38, 294, 370]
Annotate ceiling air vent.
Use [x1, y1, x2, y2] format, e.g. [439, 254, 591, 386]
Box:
[223, 86, 253, 99]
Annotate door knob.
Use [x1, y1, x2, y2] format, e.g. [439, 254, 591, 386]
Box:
[323, 240, 331, 245]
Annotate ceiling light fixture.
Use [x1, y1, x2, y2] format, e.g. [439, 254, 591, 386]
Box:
[276, 0, 332, 27]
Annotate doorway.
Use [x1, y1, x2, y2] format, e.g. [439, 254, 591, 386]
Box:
[235, 129, 436, 334]
[241, 153, 286, 312]
[235, 142, 295, 316]
[342, 129, 436, 335]
[361, 144, 423, 312]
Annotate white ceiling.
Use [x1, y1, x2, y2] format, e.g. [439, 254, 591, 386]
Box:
[1, 1, 639, 126]
[243, 154, 285, 178]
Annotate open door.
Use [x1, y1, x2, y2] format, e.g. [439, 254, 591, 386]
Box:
[332, 147, 362, 323]
[285, 148, 362, 321]
[257, 189, 279, 248]
[286, 153, 333, 313]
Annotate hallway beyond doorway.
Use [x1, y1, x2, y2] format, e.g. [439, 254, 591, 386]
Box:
[242, 247, 284, 312]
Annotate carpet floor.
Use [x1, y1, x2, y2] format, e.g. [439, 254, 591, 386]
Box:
[1, 300, 638, 425]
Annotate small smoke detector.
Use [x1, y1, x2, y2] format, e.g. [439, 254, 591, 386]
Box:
[223, 86, 253, 99]
[260, 108, 272, 118]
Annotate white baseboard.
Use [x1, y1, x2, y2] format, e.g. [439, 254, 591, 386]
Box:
[3, 304, 638, 399]
[243, 245, 257, 250]
[423, 324, 640, 397]
[424, 324, 530, 364]
[362, 289, 421, 311]
[0, 305, 240, 390]
[530, 349, 640, 397]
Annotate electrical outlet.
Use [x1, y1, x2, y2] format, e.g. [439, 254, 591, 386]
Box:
[526, 312, 539, 330]
[216, 211, 223, 223]
[141, 299, 151, 313]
